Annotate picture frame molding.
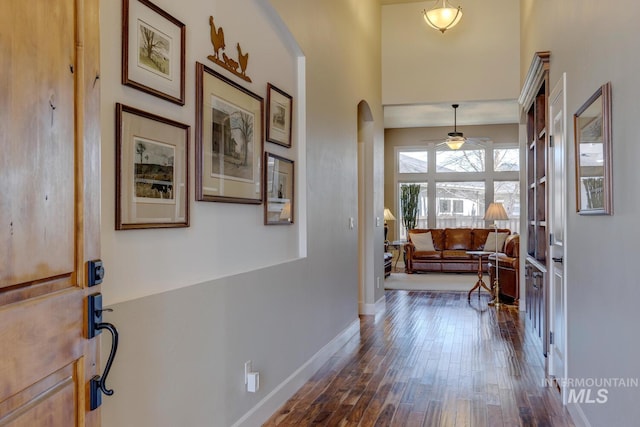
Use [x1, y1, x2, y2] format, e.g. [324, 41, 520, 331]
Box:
[122, 0, 186, 105]
[195, 62, 264, 204]
[266, 83, 293, 148]
[115, 103, 190, 229]
[573, 81, 613, 215]
[264, 152, 295, 225]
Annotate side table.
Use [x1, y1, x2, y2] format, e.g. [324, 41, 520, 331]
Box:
[466, 251, 493, 300]
[387, 240, 407, 269]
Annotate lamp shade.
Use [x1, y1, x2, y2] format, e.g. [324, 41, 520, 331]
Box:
[384, 208, 396, 221]
[445, 136, 465, 150]
[422, 0, 463, 33]
[484, 203, 509, 221]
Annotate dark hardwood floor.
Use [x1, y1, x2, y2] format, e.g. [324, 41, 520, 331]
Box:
[264, 290, 575, 426]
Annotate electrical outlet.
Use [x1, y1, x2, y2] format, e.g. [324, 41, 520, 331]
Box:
[244, 361, 252, 385]
[247, 372, 260, 393]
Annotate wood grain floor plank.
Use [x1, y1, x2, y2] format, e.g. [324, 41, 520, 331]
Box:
[263, 290, 575, 426]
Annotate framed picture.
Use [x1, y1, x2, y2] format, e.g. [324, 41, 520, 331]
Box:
[574, 82, 613, 215]
[264, 152, 294, 225]
[266, 83, 293, 148]
[122, 0, 186, 105]
[196, 62, 264, 204]
[116, 103, 189, 229]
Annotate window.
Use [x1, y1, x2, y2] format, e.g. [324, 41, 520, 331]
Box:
[453, 199, 464, 214]
[392, 143, 520, 234]
[436, 182, 485, 228]
[494, 148, 520, 171]
[398, 150, 428, 173]
[439, 199, 451, 213]
[436, 149, 485, 172]
[494, 181, 520, 230]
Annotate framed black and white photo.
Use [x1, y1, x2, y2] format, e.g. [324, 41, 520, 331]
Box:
[196, 62, 264, 203]
[266, 83, 293, 148]
[264, 152, 294, 225]
[122, 0, 186, 105]
[116, 103, 189, 229]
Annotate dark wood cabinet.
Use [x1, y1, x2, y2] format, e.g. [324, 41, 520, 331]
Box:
[525, 262, 546, 349]
[521, 51, 550, 357]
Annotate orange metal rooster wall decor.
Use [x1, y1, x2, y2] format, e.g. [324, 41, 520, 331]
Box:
[207, 16, 252, 83]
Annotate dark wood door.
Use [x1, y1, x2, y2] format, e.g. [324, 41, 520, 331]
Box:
[0, 0, 101, 425]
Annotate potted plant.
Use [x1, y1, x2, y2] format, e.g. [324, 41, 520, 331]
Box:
[400, 184, 420, 237]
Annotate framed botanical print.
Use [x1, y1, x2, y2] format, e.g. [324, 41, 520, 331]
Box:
[266, 83, 293, 148]
[195, 62, 264, 203]
[122, 0, 186, 105]
[115, 103, 189, 229]
[264, 152, 294, 225]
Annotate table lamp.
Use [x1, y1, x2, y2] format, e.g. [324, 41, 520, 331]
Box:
[383, 208, 396, 242]
[484, 202, 509, 307]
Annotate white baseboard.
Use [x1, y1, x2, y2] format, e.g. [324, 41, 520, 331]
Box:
[232, 318, 360, 427]
[359, 294, 386, 315]
[567, 403, 591, 427]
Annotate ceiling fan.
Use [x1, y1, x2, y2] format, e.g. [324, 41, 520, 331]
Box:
[422, 104, 492, 150]
[443, 104, 466, 149]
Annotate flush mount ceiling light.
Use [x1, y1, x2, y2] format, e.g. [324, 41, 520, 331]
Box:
[422, 0, 463, 34]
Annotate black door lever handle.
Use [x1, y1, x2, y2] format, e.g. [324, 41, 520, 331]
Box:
[87, 293, 119, 410]
[552, 257, 563, 264]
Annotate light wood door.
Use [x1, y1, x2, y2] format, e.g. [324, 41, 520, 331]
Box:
[549, 73, 568, 403]
[0, 0, 101, 425]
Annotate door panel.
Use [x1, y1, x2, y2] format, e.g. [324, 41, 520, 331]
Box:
[0, 0, 76, 286]
[0, 0, 101, 425]
[549, 73, 567, 402]
[0, 364, 77, 426]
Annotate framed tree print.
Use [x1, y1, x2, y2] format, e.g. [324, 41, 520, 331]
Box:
[266, 83, 293, 148]
[116, 103, 189, 229]
[264, 152, 294, 225]
[122, 0, 186, 105]
[196, 62, 264, 203]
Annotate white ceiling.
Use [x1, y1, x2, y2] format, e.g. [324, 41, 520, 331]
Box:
[381, 0, 520, 129]
[384, 100, 520, 129]
[381, 0, 427, 4]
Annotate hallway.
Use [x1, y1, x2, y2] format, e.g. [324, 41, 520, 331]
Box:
[265, 290, 574, 426]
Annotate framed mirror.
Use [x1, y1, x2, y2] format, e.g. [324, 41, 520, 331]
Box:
[574, 82, 612, 215]
[264, 152, 294, 225]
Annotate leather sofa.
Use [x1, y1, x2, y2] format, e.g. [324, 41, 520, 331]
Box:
[488, 234, 520, 301]
[404, 228, 511, 274]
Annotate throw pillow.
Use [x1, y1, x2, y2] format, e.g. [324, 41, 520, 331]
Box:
[410, 232, 435, 251]
[483, 232, 509, 252]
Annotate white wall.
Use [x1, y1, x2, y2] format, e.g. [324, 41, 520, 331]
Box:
[100, 0, 300, 306]
[382, 0, 520, 106]
[522, 0, 640, 424]
[99, 0, 384, 425]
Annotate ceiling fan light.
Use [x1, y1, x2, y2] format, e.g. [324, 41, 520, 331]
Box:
[423, 0, 462, 33]
[445, 136, 465, 150]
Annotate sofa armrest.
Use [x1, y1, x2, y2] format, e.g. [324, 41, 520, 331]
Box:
[404, 242, 415, 257]
[404, 242, 415, 273]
